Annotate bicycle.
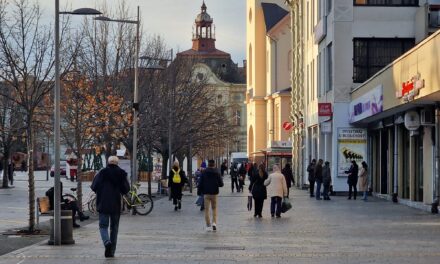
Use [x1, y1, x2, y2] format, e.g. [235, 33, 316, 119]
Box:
[122, 182, 153, 215]
[63, 187, 97, 215]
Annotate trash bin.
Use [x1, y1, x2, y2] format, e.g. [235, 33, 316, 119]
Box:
[48, 210, 75, 245]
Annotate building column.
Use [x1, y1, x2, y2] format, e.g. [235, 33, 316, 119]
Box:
[393, 124, 399, 202]
[409, 135, 416, 201]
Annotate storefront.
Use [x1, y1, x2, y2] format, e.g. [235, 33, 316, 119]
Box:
[350, 30, 440, 207]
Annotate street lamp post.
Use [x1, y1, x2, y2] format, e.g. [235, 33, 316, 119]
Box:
[95, 7, 140, 186]
[54, 2, 101, 245]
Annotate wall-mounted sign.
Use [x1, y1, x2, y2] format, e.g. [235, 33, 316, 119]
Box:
[349, 84, 383, 123]
[318, 103, 332, 116]
[282, 121, 293, 131]
[321, 122, 332, 134]
[337, 128, 367, 176]
[270, 141, 292, 149]
[404, 111, 420, 131]
[396, 74, 425, 102]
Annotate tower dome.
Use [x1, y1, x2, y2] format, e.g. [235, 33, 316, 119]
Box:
[196, 1, 213, 23]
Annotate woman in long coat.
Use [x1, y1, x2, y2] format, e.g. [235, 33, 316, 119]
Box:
[249, 164, 268, 218]
[358, 161, 368, 201]
[264, 164, 287, 218]
[169, 161, 188, 211]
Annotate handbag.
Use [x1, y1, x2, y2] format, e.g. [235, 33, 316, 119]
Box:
[281, 197, 292, 213]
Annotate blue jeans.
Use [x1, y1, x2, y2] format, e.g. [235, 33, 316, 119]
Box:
[316, 180, 322, 199]
[363, 190, 368, 200]
[270, 196, 282, 217]
[99, 213, 120, 254]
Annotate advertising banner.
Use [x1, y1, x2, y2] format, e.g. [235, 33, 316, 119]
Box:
[337, 128, 367, 176]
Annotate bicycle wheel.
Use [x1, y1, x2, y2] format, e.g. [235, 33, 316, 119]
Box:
[133, 193, 153, 215]
[87, 196, 97, 215]
[62, 193, 77, 203]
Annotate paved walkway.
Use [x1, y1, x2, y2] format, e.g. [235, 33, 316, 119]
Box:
[2, 177, 440, 263]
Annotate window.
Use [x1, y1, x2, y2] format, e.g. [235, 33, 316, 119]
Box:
[306, 2, 309, 40]
[327, 0, 332, 13]
[234, 110, 241, 126]
[311, 59, 315, 99]
[354, 0, 418, 6]
[326, 43, 333, 92]
[317, 52, 322, 97]
[353, 38, 414, 83]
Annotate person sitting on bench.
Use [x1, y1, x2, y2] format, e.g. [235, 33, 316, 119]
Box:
[46, 181, 89, 228]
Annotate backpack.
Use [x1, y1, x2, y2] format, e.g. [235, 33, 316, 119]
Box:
[172, 169, 181, 184]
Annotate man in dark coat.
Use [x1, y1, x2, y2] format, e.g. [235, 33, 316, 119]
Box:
[345, 160, 359, 200]
[281, 163, 294, 198]
[91, 156, 130, 258]
[314, 159, 324, 200]
[199, 159, 224, 232]
[307, 159, 316, 197]
[230, 162, 239, 192]
[238, 162, 247, 192]
[168, 160, 188, 211]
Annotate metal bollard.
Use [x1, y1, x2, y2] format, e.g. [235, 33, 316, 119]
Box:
[48, 210, 75, 245]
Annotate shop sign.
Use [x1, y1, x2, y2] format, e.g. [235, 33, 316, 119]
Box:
[337, 128, 367, 176]
[282, 121, 293, 131]
[270, 141, 292, 148]
[321, 122, 332, 134]
[396, 74, 425, 102]
[349, 85, 383, 123]
[318, 103, 332, 116]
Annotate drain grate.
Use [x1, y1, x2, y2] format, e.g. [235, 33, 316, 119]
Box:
[204, 246, 245, 251]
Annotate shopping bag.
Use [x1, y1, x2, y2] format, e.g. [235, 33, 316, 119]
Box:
[281, 197, 292, 213]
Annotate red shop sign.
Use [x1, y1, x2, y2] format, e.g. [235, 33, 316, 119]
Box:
[318, 103, 332, 116]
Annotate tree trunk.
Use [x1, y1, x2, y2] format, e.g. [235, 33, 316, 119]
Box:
[27, 125, 35, 232]
[162, 154, 168, 179]
[2, 150, 9, 188]
[76, 156, 83, 211]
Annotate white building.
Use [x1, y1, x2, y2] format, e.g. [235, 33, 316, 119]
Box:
[287, 0, 433, 191]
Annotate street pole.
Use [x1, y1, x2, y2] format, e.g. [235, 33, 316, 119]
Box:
[53, 0, 61, 245]
[132, 6, 140, 186]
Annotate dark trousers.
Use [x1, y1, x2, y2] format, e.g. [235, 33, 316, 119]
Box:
[62, 201, 79, 224]
[231, 178, 239, 192]
[270, 196, 282, 217]
[348, 183, 357, 199]
[309, 180, 315, 196]
[99, 213, 120, 255]
[323, 183, 330, 199]
[254, 198, 264, 217]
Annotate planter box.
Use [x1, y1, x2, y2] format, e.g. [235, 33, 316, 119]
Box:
[81, 171, 96, 181]
[139, 171, 150, 182]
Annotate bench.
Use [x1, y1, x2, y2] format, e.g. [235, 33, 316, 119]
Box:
[36, 196, 52, 226]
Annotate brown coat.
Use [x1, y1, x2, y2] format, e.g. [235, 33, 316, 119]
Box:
[358, 168, 368, 192]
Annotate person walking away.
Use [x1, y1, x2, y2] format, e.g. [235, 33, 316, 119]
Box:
[307, 159, 316, 197]
[169, 160, 188, 211]
[281, 163, 294, 198]
[314, 159, 323, 200]
[345, 160, 359, 200]
[8, 160, 14, 186]
[238, 162, 247, 192]
[249, 164, 268, 218]
[230, 162, 239, 192]
[91, 156, 130, 258]
[220, 160, 227, 177]
[322, 161, 332, 200]
[264, 164, 288, 218]
[359, 161, 368, 201]
[198, 159, 224, 231]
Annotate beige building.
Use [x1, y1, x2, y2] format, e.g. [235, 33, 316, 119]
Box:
[350, 27, 440, 209]
[246, 0, 292, 167]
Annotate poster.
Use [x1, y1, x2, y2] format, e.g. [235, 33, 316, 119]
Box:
[337, 128, 367, 176]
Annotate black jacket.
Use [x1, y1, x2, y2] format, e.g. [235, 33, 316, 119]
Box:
[307, 163, 315, 182]
[169, 169, 188, 199]
[91, 164, 130, 214]
[199, 167, 224, 195]
[314, 163, 323, 182]
[345, 164, 359, 185]
[281, 167, 294, 188]
[249, 172, 267, 200]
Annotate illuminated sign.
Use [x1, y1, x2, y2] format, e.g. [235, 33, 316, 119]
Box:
[318, 103, 332, 116]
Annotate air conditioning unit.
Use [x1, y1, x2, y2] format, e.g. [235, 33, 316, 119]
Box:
[421, 109, 435, 126]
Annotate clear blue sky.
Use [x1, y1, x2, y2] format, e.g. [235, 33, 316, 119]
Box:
[38, 0, 246, 65]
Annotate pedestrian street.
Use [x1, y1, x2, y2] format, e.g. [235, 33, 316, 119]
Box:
[2, 177, 440, 264]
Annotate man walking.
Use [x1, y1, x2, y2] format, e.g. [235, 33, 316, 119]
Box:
[307, 159, 316, 197]
[91, 156, 130, 258]
[314, 159, 323, 200]
[198, 159, 224, 231]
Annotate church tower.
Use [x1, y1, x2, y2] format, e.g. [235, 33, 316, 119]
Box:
[192, 1, 216, 51]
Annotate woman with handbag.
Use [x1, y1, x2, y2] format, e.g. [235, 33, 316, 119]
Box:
[264, 164, 288, 218]
[249, 164, 268, 218]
